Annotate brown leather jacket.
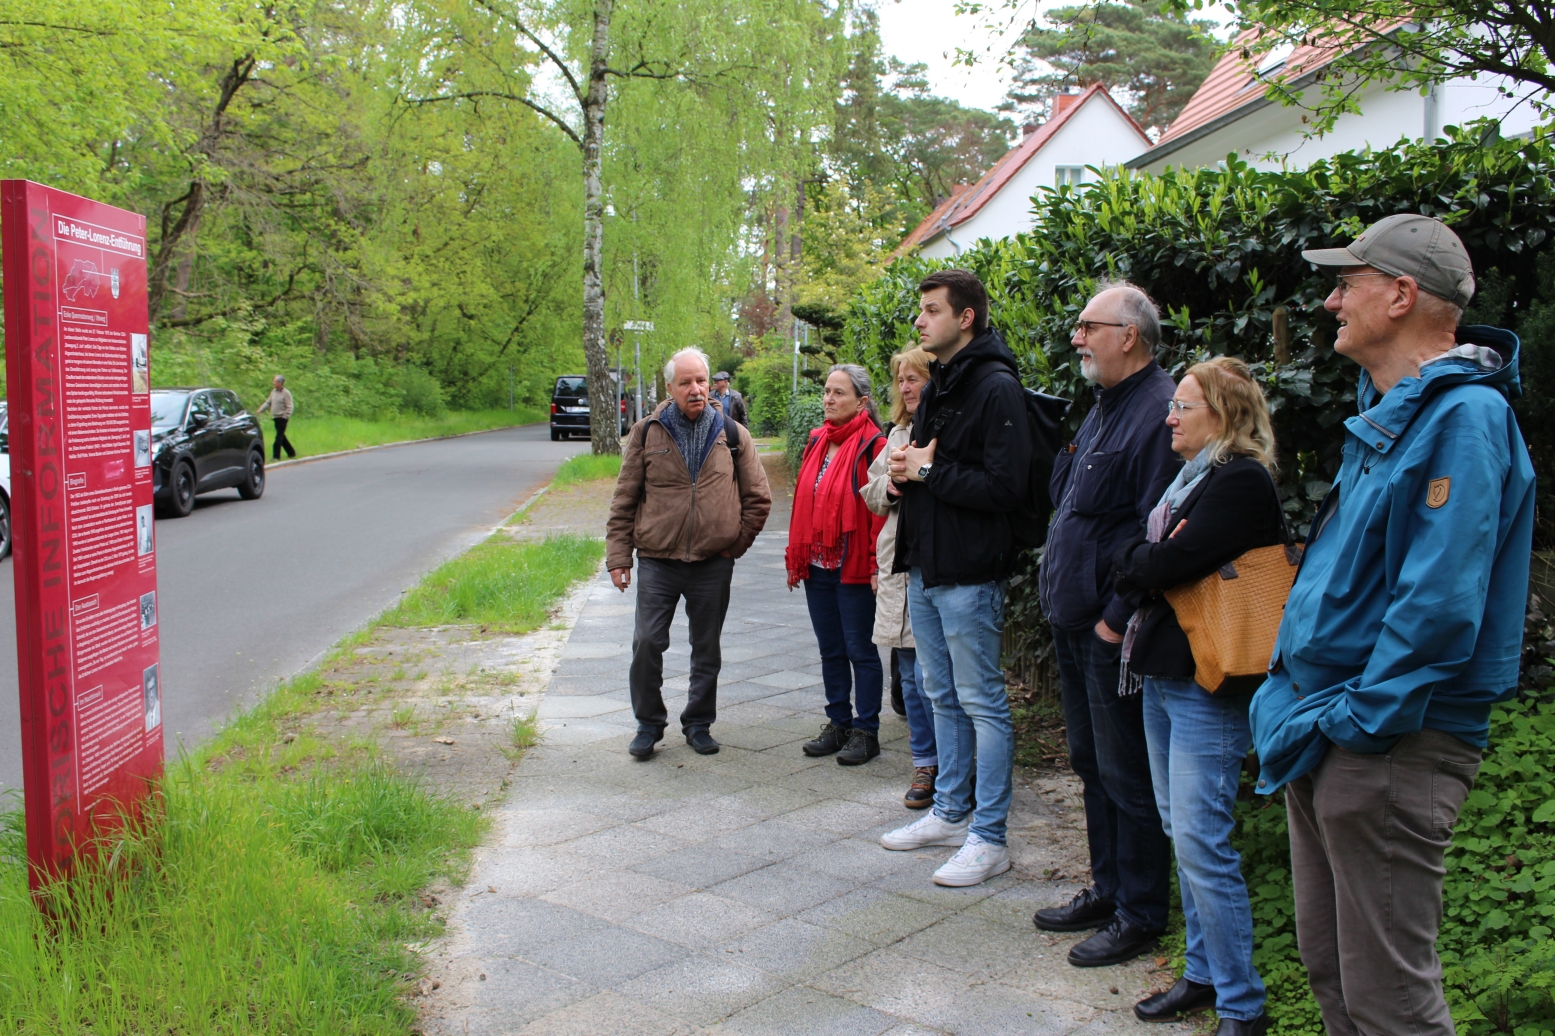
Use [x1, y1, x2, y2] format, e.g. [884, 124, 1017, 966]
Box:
[606, 400, 772, 570]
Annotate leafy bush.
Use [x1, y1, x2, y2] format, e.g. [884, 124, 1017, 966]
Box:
[786, 390, 824, 473]
[740, 349, 797, 436]
[397, 365, 447, 416]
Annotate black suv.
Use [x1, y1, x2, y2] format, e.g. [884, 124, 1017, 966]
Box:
[151, 388, 267, 517]
[550, 375, 634, 441]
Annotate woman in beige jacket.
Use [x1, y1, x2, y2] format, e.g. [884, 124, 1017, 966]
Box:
[861, 347, 953, 810]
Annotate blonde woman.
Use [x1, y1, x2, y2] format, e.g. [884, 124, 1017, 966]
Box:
[1111, 357, 1282, 1032]
[861, 348, 951, 809]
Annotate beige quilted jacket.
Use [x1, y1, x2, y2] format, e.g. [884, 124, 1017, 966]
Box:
[860, 423, 913, 649]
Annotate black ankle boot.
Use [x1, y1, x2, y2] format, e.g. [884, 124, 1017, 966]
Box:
[1033, 887, 1115, 932]
[836, 729, 879, 765]
[802, 722, 850, 756]
[1215, 1015, 1270, 1036]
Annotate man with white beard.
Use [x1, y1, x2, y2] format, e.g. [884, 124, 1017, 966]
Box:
[1033, 281, 1181, 968]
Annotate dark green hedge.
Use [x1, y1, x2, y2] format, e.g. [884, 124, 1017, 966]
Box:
[842, 125, 1555, 1034]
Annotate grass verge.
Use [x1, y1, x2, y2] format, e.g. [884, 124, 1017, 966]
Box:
[550, 452, 622, 486]
[0, 532, 601, 1033]
[380, 533, 604, 633]
[275, 408, 544, 460]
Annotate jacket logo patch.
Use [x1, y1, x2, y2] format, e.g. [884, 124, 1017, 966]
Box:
[1427, 477, 1451, 509]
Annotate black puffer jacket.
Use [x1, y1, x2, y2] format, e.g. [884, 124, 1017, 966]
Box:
[1111, 456, 1286, 694]
[892, 328, 1033, 588]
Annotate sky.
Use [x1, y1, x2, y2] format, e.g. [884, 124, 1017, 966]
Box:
[872, 0, 1027, 113]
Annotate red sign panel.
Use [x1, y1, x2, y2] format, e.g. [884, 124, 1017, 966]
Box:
[2, 181, 162, 889]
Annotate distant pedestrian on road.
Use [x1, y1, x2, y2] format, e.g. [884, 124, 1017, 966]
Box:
[787, 365, 887, 766]
[1034, 281, 1179, 965]
[256, 375, 296, 460]
[607, 347, 772, 760]
[861, 347, 948, 808]
[1112, 357, 1284, 1031]
[712, 371, 748, 427]
[878, 269, 1031, 889]
[1253, 215, 1535, 1036]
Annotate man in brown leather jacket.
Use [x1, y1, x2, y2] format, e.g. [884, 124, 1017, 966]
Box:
[606, 347, 771, 759]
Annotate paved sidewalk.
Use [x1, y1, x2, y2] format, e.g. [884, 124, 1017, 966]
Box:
[424, 522, 1179, 1034]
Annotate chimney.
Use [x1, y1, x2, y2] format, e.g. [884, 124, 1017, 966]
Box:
[1021, 121, 1040, 139]
[1054, 92, 1082, 117]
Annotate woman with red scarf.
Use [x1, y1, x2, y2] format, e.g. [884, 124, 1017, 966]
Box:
[787, 364, 888, 766]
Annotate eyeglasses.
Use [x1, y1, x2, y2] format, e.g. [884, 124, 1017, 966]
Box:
[1332, 272, 1394, 295]
[1165, 399, 1211, 415]
[1073, 319, 1126, 338]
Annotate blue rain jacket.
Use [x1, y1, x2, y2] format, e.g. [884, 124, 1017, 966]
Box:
[1250, 326, 1536, 793]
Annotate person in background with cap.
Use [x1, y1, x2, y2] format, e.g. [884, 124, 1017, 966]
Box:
[712, 371, 748, 427]
[1251, 214, 1535, 1036]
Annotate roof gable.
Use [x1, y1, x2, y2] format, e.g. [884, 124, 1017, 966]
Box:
[898, 84, 1149, 253]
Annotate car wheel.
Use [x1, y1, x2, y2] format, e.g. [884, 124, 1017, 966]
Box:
[166, 462, 196, 518]
[550, 428, 561, 442]
[237, 450, 265, 500]
[0, 492, 10, 560]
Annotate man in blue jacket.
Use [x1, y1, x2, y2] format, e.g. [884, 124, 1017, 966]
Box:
[1035, 282, 1181, 967]
[1252, 214, 1535, 1036]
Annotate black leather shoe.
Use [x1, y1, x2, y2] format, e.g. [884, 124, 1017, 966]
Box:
[1134, 977, 1217, 1022]
[1034, 887, 1116, 932]
[1215, 1014, 1270, 1036]
[904, 766, 936, 809]
[802, 722, 850, 757]
[836, 730, 880, 766]
[1067, 917, 1162, 968]
[685, 729, 720, 755]
[628, 729, 663, 760]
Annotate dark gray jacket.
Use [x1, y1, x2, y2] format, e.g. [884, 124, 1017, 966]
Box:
[1038, 361, 1179, 633]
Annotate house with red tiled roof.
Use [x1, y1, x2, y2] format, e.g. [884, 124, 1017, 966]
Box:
[1128, 27, 1546, 172]
[899, 84, 1151, 259]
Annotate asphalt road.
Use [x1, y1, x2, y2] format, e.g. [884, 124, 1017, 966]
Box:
[0, 423, 587, 793]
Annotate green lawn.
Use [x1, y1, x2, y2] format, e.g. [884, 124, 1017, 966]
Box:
[550, 452, 623, 486]
[272, 408, 545, 460]
[0, 531, 603, 1035]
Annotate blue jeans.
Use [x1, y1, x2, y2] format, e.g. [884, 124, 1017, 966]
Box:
[1142, 676, 1266, 1022]
[898, 648, 944, 767]
[908, 570, 1013, 845]
[1051, 627, 1172, 931]
[803, 566, 883, 733]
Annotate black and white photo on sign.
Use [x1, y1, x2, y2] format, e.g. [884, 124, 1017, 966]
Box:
[143, 663, 160, 732]
[133, 429, 151, 468]
[131, 333, 149, 394]
[136, 503, 154, 557]
[139, 590, 156, 630]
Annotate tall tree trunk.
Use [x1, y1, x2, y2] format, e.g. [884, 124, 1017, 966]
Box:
[582, 0, 620, 455]
[773, 203, 791, 338]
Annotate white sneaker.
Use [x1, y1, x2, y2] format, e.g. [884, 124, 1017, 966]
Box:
[932, 833, 1011, 887]
[880, 811, 969, 851]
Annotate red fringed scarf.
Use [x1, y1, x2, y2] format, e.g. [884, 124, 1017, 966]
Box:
[786, 410, 879, 582]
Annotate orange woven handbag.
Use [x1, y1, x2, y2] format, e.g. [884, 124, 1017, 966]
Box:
[1163, 541, 1302, 694]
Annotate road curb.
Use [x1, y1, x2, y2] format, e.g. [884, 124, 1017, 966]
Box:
[264, 421, 546, 471]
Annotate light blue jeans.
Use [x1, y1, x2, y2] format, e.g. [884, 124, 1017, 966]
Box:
[1142, 676, 1266, 1022]
[907, 570, 1013, 845]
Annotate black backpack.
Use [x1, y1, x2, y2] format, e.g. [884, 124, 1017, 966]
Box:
[926, 360, 1069, 550]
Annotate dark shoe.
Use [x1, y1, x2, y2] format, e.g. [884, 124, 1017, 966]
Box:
[836, 730, 880, 766]
[685, 729, 720, 755]
[1033, 887, 1115, 932]
[1067, 917, 1162, 968]
[802, 722, 850, 757]
[1134, 977, 1217, 1022]
[1215, 1014, 1270, 1036]
[905, 766, 936, 809]
[628, 729, 663, 760]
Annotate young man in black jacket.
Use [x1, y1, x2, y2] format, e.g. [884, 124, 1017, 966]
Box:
[1034, 282, 1180, 967]
[877, 269, 1032, 888]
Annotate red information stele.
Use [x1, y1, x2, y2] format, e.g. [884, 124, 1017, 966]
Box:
[2, 181, 163, 890]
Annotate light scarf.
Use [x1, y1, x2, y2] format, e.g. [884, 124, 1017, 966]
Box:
[1118, 452, 1213, 697]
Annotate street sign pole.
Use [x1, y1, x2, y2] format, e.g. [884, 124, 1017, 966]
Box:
[624, 320, 653, 423]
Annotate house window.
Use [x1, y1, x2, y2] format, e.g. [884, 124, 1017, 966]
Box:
[1055, 166, 1085, 187]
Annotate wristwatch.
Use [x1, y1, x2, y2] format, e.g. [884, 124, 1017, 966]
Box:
[916, 463, 933, 481]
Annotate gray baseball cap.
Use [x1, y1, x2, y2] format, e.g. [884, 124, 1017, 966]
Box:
[1301, 213, 1475, 308]
[713, 371, 732, 381]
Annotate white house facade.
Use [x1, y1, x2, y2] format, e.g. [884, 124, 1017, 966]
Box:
[900, 84, 1152, 259]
